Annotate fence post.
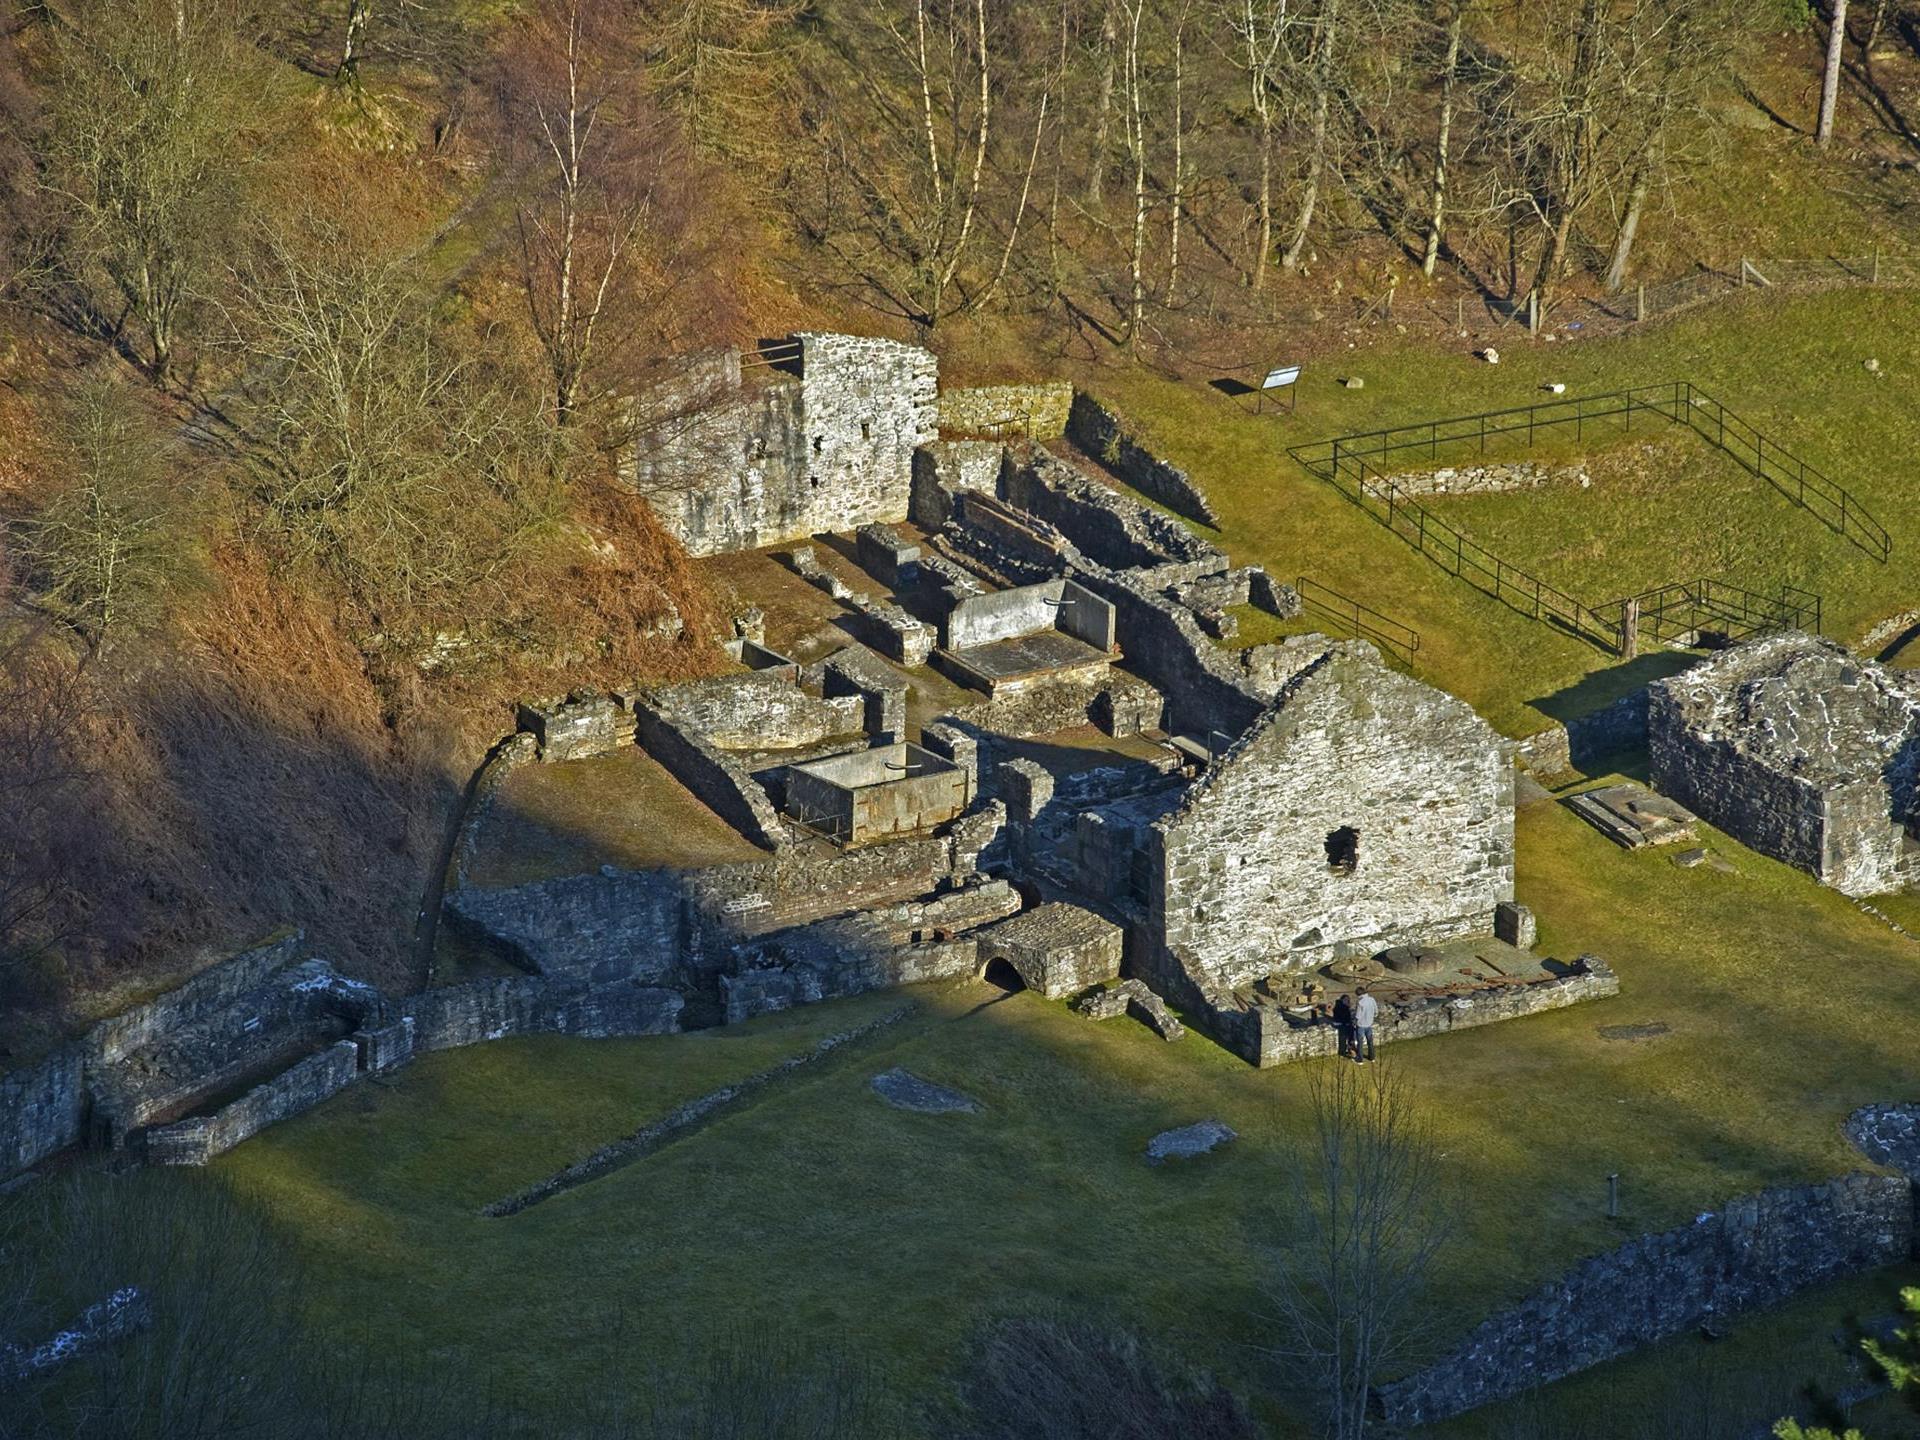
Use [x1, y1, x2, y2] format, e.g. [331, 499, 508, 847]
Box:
[1636, 283, 1645, 322]
[1456, 296, 1464, 329]
[1619, 598, 1640, 660]
[1528, 290, 1540, 333]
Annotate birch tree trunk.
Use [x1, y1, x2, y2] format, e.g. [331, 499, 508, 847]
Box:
[1281, 0, 1340, 271]
[1421, 6, 1464, 279]
[1167, 15, 1185, 303]
[1603, 165, 1648, 292]
[1122, 0, 1147, 342]
[1088, 3, 1116, 204]
[1817, 0, 1848, 146]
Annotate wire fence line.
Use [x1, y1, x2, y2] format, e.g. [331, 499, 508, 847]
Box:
[1289, 381, 1883, 656]
[1571, 250, 1920, 330]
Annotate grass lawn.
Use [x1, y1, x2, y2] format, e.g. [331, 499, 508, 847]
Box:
[58, 781, 1899, 1435]
[1079, 287, 1920, 736]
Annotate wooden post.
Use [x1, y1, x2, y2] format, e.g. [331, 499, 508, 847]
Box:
[1739, 257, 1746, 288]
[1456, 295, 1464, 330]
[1527, 290, 1540, 333]
[1636, 283, 1645, 322]
[1620, 598, 1640, 660]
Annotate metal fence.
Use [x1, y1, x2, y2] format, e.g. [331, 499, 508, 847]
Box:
[1297, 382, 1890, 564]
[1578, 251, 1920, 329]
[1295, 576, 1422, 661]
[1288, 381, 1872, 655]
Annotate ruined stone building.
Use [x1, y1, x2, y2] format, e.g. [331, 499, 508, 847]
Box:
[1650, 631, 1920, 896]
[1146, 646, 1515, 988]
[628, 332, 937, 555]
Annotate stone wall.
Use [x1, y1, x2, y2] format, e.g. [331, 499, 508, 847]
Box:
[632, 701, 788, 849]
[937, 381, 1075, 439]
[630, 332, 937, 556]
[400, 976, 684, 1053]
[141, 1040, 361, 1166]
[85, 933, 308, 1067]
[1386, 459, 1587, 497]
[515, 692, 632, 761]
[443, 869, 687, 983]
[1064, 391, 1220, 527]
[1004, 449, 1224, 577]
[1515, 688, 1652, 776]
[1151, 646, 1514, 985]
[1214, 955, 1618, 1068]
[0, 1046, 85, 1179]
[1374, 1172, 1917, 1427]
[1069, 565, 1270, 739]
[450, 732, 540, 892]
[911, 441, 1005, 530]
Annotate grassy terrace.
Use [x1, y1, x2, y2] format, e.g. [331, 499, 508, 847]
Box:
[1082, 287, 1920, 736]
[95, 779, 1906, 1434]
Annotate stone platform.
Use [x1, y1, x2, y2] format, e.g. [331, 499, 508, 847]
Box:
[933, 630, 1112, 698]
[1565, 782, 1699, 849]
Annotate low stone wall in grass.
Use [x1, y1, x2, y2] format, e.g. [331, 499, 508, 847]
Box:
[1373, 1172, 1917, 1427]
[141, 1041, 361, 1166]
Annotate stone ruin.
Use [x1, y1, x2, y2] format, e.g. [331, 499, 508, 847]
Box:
[1649, 631, 1920, 895]
[627, 332, 937, 557]
[0, 336, 1625, 1185]
[431, 335, 1619, 1071]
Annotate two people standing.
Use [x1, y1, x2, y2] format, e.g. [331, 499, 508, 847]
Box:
[1332, 986, 1378, 1063]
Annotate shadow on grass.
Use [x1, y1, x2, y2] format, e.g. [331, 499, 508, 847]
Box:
[1526, 653, 1698, 726]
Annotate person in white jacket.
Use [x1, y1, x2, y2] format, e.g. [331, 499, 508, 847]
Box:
[1351, 987, 1378, 1064]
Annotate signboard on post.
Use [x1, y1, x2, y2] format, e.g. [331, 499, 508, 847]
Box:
[1259, 364, 1301, 413]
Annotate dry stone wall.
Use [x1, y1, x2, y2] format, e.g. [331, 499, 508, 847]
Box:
[443, 869, 687, 983]
[1004, 449, 1223, 576]
[1065, 392, 1220, 526]
[141, 1040, 361, 1166]
[937, 381, 1074, 439]
[0, 1047, 85, 1178]
[1374, 1173, 1917, 1427]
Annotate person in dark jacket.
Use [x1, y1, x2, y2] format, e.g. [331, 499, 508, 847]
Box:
[1331, 991, 1355, 1060]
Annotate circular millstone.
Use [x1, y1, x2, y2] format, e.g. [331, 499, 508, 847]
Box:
[1379, 945, 1447, 977]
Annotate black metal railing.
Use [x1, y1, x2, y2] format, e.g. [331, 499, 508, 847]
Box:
[1291, 381, 1890, 564]
[1286, 382, 1883, 655]
[1627, 579, 1821, 649]
[1295, 576, 1422, 661]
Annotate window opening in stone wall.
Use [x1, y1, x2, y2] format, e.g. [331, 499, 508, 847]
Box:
[1325, 826, 1360, 875]
[813, 435, 824, 454]
[861, 420, 872, 440]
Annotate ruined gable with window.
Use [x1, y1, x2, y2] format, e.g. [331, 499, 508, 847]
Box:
[1146, 644, 1516, 992]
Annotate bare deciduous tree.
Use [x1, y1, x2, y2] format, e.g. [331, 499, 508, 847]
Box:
[15, 380, 194, 650]
[212, 216, 562, 627]
[1268, 1059, 1449, 1440]
[502, 0, 663, 428]
[32, 0, 263, 383]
